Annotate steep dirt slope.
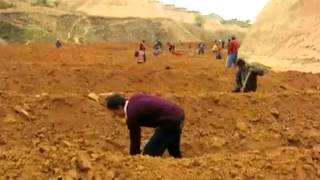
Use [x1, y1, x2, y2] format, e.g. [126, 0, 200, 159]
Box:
[60, 0, 166, 19]
[59, 0, 205, 24]
[0, 0, 248, 43]
[0, 12, 217, 43]
[205, 22, 248, 41]
[240, 0, 320, 72]
[0, 43, 320, 179]
[58, 0, 248, 40]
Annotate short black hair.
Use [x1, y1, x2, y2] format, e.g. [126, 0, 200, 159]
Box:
[236, 58, 246, 66]
[106, 94, 126, 109]
[231, 36, 236, 40]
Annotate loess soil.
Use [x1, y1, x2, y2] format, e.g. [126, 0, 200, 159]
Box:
[0, 43, 320, 179]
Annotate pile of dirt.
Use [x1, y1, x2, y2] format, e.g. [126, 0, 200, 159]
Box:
[0, 43, 320, 179]
[240, 0, 320, 72]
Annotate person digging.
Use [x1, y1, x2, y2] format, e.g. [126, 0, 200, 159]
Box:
[105, 93, 185, 158]
[233, 59, 264, 93]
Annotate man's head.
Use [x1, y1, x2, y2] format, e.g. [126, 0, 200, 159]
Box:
[231, 36, 236, 40]
[236, 58, 246, 69]
[105, 94, 127, 117]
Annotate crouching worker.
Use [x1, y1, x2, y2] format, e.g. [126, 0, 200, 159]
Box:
[233, 59, 264, 93]
[106, 94, 185, 158]
[153, 40, 162, 56]
[56, 39, 62, 48]
[105, 93, 185, 158]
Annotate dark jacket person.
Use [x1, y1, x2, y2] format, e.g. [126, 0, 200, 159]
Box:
[233, 59, 264, 93]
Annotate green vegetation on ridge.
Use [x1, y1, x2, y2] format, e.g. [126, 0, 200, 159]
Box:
[0, 0, 16, 9]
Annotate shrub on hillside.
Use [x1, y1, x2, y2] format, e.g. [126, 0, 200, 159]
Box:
[54, 0, 61, 7]
[0, 1, 16, 9]
[194, 14, 206, 28]
[31, 0, 50, 7]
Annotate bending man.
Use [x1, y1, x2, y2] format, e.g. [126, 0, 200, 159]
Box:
[105, 93, 185, 158]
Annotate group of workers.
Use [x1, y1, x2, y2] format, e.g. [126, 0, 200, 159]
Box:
[104, 36, 265, 159]
[54, 37, 263, 159]
[134, 40, 177, 64]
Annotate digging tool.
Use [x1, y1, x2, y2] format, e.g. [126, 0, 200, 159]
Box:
[242, 70, 252, 92]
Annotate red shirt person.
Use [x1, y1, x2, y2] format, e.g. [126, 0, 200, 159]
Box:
[226, 36, 240, 68]
[228, 37, 239, 55]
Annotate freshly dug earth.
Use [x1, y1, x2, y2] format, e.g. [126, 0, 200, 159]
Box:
[0, 43, 320, 179]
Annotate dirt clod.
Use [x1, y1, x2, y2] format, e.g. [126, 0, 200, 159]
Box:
[64, 169, 79, 180]
[3, 113, 17, 123]
[270, 108, 280, 118]
[76, 152, 92, 171]
[63, 140, 74, 147]
[105, 170, 117, 179]
[236, 120, 247, 131]
[0, 136, 7, 146]
[209, 137, 226, 148]
[88, 93, 100, 102]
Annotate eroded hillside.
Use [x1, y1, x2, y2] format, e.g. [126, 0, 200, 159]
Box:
[241, 0, 320, 72]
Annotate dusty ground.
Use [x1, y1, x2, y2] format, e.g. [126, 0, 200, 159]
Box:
[0, 43, 320, 180]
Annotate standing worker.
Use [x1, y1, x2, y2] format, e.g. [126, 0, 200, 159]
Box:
[226, 36, 239, 68]
[153, 40, 162, 56]
[134, 46, 146, 64]
[167, 42, 176, 54]
[212, 40, 221, 59]
[197, 42, 205, 55]
[56, 39, 62, 48]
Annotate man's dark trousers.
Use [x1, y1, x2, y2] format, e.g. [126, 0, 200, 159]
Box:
[143, 127, 182, 158]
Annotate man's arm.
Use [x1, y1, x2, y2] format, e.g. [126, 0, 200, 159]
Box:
[129, 127, 141, 155]
[236, 42, 240, 50]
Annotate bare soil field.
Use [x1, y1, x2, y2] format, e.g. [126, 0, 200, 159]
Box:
[0, 43, 320, 179]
